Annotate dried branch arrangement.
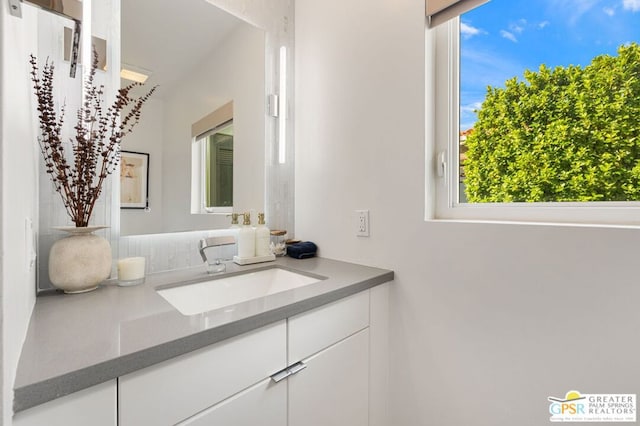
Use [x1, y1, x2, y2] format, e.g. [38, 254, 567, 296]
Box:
[30, 51, 157, 227]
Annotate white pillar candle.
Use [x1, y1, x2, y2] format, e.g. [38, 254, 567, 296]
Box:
[118, 257, 146, 282]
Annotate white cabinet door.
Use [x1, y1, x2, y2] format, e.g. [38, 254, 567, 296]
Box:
[13, 381, 116, 426]
[288, 328, 370, 426]
[119, 321, 286, 426]
[178, 377, 286, 426]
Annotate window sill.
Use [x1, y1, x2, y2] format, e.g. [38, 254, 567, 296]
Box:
[428, 204, 640, 229]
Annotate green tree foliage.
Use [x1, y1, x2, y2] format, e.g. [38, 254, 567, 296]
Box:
[464, 43, 640, 202]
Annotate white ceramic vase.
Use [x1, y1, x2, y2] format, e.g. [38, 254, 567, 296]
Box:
[49, 226, 112, 294]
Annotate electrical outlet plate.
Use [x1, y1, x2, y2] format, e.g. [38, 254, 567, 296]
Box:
[356, 210, 369, 237]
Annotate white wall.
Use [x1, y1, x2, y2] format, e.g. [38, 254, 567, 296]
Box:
[159, 23, 265, 234]
[295, 1, 640, 425]
[0, 4, 39, 425]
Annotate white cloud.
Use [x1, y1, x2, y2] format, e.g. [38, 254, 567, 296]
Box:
[500, 30, 518, 42]
[461, 22, 483, 39]
[603, 6, 615, 15]
[546, 0, 599, 25]
[461, 102, 483, 114]
[538, 20, 550, 29]
[510, 24, 525, 34]
[622, 0, 640, 11]
[509, 19, 527, 34]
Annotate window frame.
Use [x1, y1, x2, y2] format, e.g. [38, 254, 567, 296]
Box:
[428, 18, 640, 227]
[191, 120, 234, 215]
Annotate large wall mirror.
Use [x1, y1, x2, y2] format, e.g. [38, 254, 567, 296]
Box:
[120, 0, 266, 236]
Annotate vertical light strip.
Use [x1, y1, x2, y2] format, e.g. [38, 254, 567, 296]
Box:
[81, 0, 92, 99]
[278, 46, 287, 164]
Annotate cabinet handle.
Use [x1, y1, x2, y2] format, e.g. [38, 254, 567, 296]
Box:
[287, 362, 307, 375]
[270, 361, 307, 383]
[270, 368, 290, 383]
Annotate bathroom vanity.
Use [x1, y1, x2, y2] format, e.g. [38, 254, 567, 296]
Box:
[13, 257, 392, 425]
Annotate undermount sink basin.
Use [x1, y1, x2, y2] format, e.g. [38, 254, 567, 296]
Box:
[157, 267, 323, 315]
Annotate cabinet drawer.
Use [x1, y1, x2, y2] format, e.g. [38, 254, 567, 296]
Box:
[119, 321, 286, 426]
[288, 290, 369, 362]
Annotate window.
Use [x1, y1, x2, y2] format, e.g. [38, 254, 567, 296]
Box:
[430, 0, 640, 225]
[191, 102, 234, 214]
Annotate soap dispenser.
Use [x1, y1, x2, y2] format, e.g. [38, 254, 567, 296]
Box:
[255, 213, 271, 257]
[238, 212, 256, 258]
[229, 213, 240, 229]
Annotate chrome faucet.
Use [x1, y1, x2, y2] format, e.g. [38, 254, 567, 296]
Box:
[199, 236, 236, 274]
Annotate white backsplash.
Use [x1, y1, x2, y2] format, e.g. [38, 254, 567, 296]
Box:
[119, 228, 240, 274]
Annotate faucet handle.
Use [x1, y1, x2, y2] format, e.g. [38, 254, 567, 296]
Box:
[200, 236, 236, 248]
[199, 236, 236, 263]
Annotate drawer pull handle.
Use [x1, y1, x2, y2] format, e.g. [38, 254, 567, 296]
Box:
[270, 368, 290, 383]
[270, 361, 307, 383]
[287, 362, 307, 375]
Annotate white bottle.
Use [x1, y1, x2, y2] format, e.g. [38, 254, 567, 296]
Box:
[238, 212, 256, 258]
[255, 213, 271, 257]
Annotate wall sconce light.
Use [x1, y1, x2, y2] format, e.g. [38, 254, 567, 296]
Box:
[278, 45, 287, 165]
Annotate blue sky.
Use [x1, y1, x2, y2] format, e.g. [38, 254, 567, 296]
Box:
[460, 0, 640, 130]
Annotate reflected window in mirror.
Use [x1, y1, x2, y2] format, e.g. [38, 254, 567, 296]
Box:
[191, 101, 234, 215]
[203, 121, 233, 211]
